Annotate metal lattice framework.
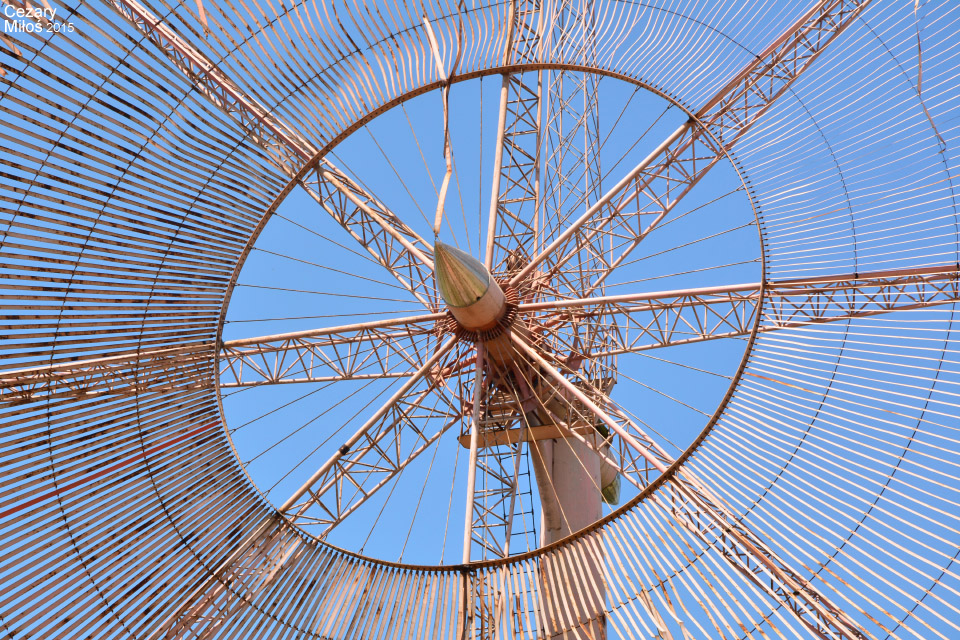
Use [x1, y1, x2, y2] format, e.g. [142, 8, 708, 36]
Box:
[2, 0, 960, 638]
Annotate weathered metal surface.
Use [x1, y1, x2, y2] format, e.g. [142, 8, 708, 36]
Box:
[4, 0, 960, 638]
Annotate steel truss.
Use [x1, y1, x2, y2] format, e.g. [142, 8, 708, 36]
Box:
[487, 70, 544, 275]
[0, 314, 444, 403]
[105, 0, 438, 310]
[218, 314, 445, 387]
[537, 1, 606, 300]
[485, 1, 545, 276]
[0, 344, 214, 405]
[524, 265, 960, 357]
[277, 337, 469, 534]
[467, 383, 522, 559]
[470, 437, 533, 558]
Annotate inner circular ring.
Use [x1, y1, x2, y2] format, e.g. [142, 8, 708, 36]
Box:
[214, 66, 766, 566]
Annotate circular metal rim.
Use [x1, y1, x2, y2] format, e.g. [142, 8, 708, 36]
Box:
[213, 62, 767, 570]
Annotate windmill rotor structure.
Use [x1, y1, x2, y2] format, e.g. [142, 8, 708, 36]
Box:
[2, 0, 960, 638]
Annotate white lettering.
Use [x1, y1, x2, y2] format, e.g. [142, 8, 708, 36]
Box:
[28, 6, 50, 18]
[2, 3, 61, 29]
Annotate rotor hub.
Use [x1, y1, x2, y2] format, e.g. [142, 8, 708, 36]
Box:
[435, 241, 512, 334]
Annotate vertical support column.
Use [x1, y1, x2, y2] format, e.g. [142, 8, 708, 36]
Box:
[485, 0, 547, 276]
[534, 4, 610, 636]
[463, 344, 486, 563]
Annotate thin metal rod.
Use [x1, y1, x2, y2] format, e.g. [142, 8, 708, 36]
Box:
[319, 170, 436, 269]
[423, 12, 463, 237]
[485, 73, 513, 270]
[462, 343, 485, 564]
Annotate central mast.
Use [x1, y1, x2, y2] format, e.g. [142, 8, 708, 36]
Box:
[435, 241, 610, 639]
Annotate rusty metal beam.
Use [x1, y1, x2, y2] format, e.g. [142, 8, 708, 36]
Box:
[526, 265, 960, 358]
[0, 314, 444, 404]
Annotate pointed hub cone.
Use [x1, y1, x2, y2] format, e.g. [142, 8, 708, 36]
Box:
[434, 242, 506, 331]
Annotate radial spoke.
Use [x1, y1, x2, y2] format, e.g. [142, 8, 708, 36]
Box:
[521, 265, 960, 358]
[530, 281, 762, 359]
[220, 313, 447, 388]
[511, 0, 873, 296]
[106, 0, 438, 310]
[310, 162, 437, 307]
[277, 336, 465, 535]
[0, 313, 446, 403]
